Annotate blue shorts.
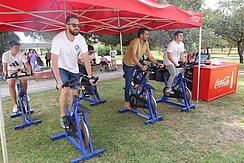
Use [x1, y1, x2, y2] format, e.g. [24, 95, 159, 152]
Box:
[54, 68, 80, 89]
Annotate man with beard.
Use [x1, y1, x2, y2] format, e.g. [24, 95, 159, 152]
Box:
[122, 28, 164, 110]
[51, 15, 93, 128]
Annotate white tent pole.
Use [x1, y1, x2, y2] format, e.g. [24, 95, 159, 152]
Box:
[117, 11, 123, 55]
[197, 27, 202, 101]
[0, 91, 9, 163]
[120, 31, 123, 55]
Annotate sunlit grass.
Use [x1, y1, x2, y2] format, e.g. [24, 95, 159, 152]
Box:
[0, 73, 243, 162]
[0, 50, 243, 162]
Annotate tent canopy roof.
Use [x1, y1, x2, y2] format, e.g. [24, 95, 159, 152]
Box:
[0, 0, 202, 34]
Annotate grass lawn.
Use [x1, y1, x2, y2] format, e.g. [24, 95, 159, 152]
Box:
[1, 61, 244, 162]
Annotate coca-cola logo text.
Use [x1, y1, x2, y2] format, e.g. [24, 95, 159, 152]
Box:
[214, 76, 230, 89]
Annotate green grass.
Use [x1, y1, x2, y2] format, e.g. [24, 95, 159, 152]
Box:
[0, 51, 243, 162]
[1, 72, 244, 162]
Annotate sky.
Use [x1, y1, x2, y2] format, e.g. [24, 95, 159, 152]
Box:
[204, 0, 219, 9]
[16, 32, 44, 43]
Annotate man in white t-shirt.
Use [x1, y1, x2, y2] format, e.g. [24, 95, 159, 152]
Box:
[87, 45, 96, 65]
[2, 40, 32, 113]
[109, 45, 117, 70]
[164, 30, 185, 94]
[77, 45, 97, 75]
[51, 15, 93, 128]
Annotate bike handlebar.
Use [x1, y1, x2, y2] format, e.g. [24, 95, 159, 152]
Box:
[175, 63, 186, 68]
[80, 74, 99, 85]
[7, 69, 30, 79]
[61, 74, 99, 88]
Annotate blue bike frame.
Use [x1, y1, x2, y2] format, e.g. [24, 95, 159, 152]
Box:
[79, 85, 106, 106]
[120, 68, 164, 124]
[10, 76, 42, 129]
[156, 67, 195, 111]
[51, 85, 104, 162]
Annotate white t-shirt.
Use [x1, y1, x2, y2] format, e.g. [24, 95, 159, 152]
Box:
[164, 40, 185, 65]
[79, 52, 96, 61]
[109, 50, 117, 59]
[51, 31, 88, 73]
[89, 53, 96, 60]
[2, 50, 28, 72]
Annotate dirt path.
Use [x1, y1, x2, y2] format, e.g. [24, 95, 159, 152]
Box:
[0, 70, 123, 98]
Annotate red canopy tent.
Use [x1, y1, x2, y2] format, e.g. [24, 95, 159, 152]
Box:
[0, 0, 202, 34]
[0, 1, 203, 162]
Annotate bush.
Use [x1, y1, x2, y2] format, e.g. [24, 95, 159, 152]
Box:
[97, 44, 127, 56]
[96, 45, 110, 56]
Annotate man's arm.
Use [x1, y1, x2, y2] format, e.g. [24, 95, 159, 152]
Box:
[3, 63, 8, 78]
[146, 50, 164, 68]
[145, 50, 158, 64]
[167, 52, 178, 66]
[51, 53, 62, 88]
[180, 52, 185, 62]
[24, 62, 32, 74]
[22, 54, 31, 74]
[82, 52, 92, 77]
[77, 59, 84, 65]
[131, 47, 144, 70]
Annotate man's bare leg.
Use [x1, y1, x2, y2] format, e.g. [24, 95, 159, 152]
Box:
[69, 89, 78, 109]
[60, 87, 69, 117]
[21, 77, 28, 93]
[8, 79, 17, 105]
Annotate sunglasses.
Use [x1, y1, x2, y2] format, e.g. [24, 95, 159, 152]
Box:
[67, 23, 81, 28]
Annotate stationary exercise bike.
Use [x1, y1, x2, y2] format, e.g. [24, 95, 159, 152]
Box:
[51, 77, 104, 163]
[119, 65, 164, 124]
[79, 74, 106, 106]
[8, 70, 42, 129]
[156, 62, 195, 111]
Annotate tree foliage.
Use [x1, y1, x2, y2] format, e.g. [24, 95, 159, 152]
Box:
[211, 0, 244, 63]
[158, 0, 203, 11]
[0, 32, 20, 59]
[148, 0, 204, 52]
[24, 32, 56, 42]
[96, 33, 137, 46]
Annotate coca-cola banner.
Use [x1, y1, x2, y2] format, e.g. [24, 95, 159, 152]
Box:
[192, 62, 239, 102]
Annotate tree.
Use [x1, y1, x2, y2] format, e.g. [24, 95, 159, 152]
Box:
[24, 32, 56, 42]
[0, 32, 20, 59]
[212, 0, 244, 63]
[149, 0, 205, 52]
[96, 33, 136, 46]
[200, 8, 222, 57]
[158, 0, 204, 11]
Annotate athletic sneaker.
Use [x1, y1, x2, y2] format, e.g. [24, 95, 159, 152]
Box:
[12, 104, 18, 113]
[166, 88, 175, 94]
[60, 116, 69, 129]
[27, 95, 30, 101]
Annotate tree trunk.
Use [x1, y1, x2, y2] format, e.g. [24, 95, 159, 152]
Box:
[237, 41, 243, 63]
[227, 44, 232, 55]
[207, 47, 210, 60]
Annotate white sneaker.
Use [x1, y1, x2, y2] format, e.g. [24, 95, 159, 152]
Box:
[12, 104, 18, 113]
[166, 88, 175, 94]
[27, 95, 30, 101]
